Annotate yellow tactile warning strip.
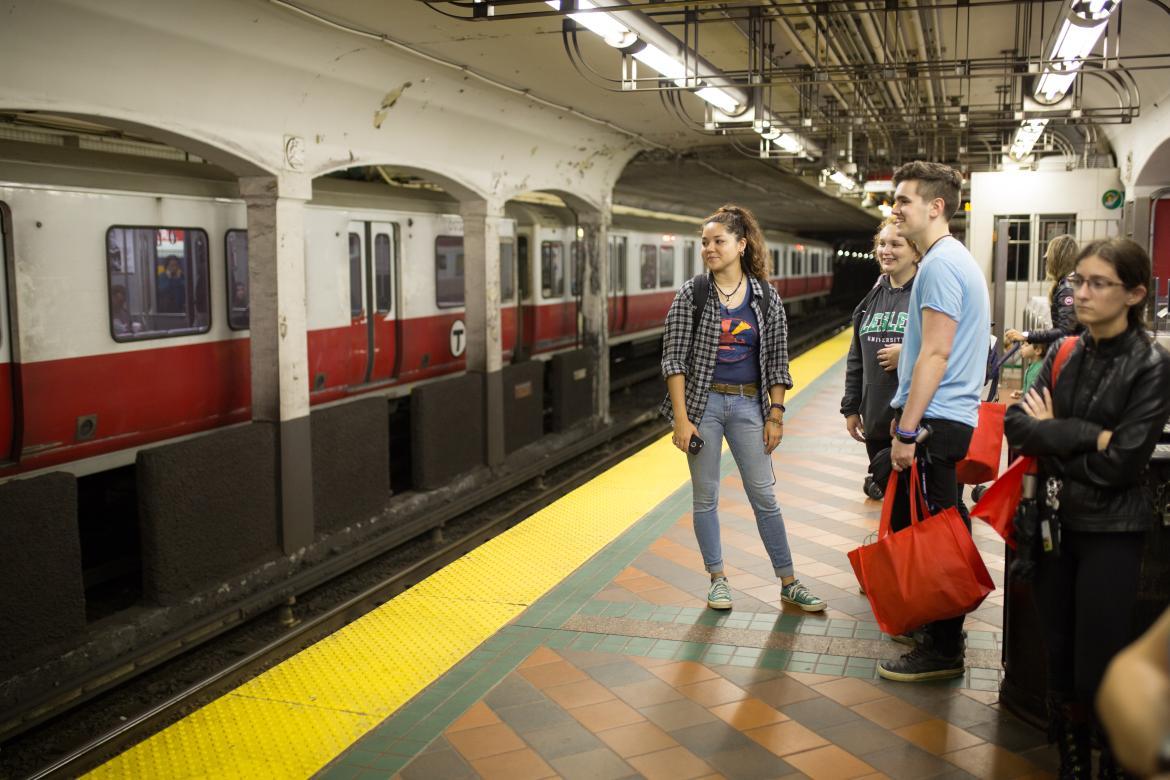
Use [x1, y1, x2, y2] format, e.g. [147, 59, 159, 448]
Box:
[86, 329, 852, 780]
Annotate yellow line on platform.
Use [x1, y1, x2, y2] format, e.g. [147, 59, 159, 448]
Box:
[87, 329, 851, 780]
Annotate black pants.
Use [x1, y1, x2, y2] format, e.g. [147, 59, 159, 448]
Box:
[887, 417, 974, 656]
[1033, 529, 1145, 711]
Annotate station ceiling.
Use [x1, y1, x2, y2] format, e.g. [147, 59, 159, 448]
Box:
[292, 0, 1170, 236]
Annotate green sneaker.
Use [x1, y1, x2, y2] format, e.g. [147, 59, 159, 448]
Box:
[781, 579, 826, 612]
[707, 577, 732, 610]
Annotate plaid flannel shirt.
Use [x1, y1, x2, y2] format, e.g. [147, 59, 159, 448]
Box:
[660, 274, 793, 425]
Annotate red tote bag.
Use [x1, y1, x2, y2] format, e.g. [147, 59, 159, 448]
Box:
[956, 402, 1006, 485]
[848, 463, 996, 637]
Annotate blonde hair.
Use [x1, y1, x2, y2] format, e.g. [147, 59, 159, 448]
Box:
[872, 215, 923, 260]
[703, 204, 769, 280]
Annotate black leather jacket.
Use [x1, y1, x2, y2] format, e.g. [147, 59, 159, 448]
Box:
[1005, 329, 1170, 533]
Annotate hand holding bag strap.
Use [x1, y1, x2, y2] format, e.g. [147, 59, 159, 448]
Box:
[878, 462, 931, 538]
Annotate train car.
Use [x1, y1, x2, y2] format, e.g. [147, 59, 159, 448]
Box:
[0, 141, 835, 481]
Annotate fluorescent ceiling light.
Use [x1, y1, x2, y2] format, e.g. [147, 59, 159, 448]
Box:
[825, 169, 857, 191]
[548, 2, 743, 114]
[878, 204, 893, 217]
[546, 0, 636, 48]
[1034, 0, 1120, 103]
[694, 87, 741, 115]
[1009, 118, 1049, 160]
[863, 179, 894, 193]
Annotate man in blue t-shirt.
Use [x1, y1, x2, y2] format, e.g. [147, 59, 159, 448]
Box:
[879, 161, 990, 684]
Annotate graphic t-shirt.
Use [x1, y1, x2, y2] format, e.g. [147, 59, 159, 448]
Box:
[712, 286, 761, 385]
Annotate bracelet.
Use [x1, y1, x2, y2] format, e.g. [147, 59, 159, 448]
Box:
[768, 402, 786, 413]
[766, 419, 783, 427]
[894, 425, 920, 444]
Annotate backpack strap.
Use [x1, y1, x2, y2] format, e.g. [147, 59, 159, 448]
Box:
[1051, 335, 1077, 386]
[690, 273, 709, 344]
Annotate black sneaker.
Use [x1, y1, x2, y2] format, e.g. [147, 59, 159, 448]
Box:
[863, 476, 885, 501]
[878, 643, 964, 682]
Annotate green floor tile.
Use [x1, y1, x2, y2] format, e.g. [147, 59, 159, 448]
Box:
[627, 603, 655, 620]
[854, 628, 882, 640]
[795, 621, 828, 636]
[674, 643, 706, 661]
[827, 625, 856, 638]
[602, 602, 633, 617]
[844, 666, 877, 679]
[385, 738, 429, 758]
[703, 651, 733, 664]
[569, 633, 604, 651]
[814, 662, 845, 675]
[791, 651, 820, 663]
[787, 660, 817, 672]
[728, 654, 760, 667]
[579, 600, 607, 615]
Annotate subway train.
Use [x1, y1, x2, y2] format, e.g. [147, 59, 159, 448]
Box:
[0, 142, 835, 481]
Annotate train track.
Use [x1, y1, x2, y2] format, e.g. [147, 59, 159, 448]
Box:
[14, 315, 850, 780]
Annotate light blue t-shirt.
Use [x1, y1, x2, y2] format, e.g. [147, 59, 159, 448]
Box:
[890, 237, 990, 427]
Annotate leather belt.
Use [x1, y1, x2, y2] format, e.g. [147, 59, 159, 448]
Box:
[710, 382, 759, 397]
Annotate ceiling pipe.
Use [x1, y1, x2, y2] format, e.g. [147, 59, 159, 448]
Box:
[853, 9, 910, 114]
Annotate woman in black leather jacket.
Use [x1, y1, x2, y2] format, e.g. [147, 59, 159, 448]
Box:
[1005, 238, 1170, 779]
[1005, 234, 1082, 348]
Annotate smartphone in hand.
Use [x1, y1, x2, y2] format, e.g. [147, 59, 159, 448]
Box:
[688, 433, 705, 454]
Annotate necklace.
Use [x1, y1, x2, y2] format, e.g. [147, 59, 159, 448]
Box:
[923, 233, 952, 257]
[713, 274, 744, 302]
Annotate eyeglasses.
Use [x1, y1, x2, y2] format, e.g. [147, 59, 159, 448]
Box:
[1066, 273, 1127, 292]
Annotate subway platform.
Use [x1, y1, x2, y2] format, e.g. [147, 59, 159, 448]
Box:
[88, 332, 1058, 780]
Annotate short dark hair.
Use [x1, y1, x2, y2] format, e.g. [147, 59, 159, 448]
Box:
[893, 161, 963, 220]
[1076, 238, 1151, 332]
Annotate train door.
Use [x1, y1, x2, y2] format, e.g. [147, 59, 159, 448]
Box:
[608, 236, 627, 333]
[346, 223, 369, 385]
[368, 222, 399, 382]
[1152, 194, 1170, 312]
[516, 232, 535, 358]
[346, 220, 399, 386]
[0, 203, 13, 463]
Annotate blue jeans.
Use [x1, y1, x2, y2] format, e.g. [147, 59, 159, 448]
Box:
[688, 391, 795, 578]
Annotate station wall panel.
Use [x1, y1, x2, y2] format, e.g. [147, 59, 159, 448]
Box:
[548, 348, 595, 432]
[0, 472, 83, 675]
[312, 398, 390, 535]
[411, 374, 484, 489]
[137, 423, 280, 605]
[502, 361, 545, 454]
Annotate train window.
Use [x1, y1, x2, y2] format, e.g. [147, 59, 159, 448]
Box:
[658, 246, 675, 288]
[541, 241, 564, 298]
[570, 241, 583, 297]
[374, 232, 393, 314]
[609, 237, 627, 294]
[106, 227, 210, 342]
[225, 229, 249, 330]
[639, 245, 657, 290]
[771, 248, 781, 277]
[684, 242, 696, 279]
[435, 235, 465, 308]
[793, 248, 804, 276]
[348, 233, 363, 316]
[500, 239, 515, 301]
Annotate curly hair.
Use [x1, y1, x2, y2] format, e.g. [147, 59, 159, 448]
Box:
[872, 215, 923, 260]
[703, 204, 769, 280]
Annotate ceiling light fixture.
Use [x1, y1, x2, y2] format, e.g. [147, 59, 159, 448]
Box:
[548, 1, 743, 115]
[1009, 118, 1050, 160]
[824, 168, 857, 191]
[1035, 0, 1120, 103]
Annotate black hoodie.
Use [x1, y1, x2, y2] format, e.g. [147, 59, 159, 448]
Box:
[840, 274, 915, 440]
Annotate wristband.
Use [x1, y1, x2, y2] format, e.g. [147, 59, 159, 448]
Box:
[769, 402, 786, 414]
[895, 425, 920, 444]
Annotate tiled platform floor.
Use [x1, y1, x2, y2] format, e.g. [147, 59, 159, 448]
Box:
[319, 363, 1056, 780]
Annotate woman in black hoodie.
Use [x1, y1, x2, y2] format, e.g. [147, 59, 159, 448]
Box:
[1005, 238, 1170, 779]
[841, 217, 921, 499]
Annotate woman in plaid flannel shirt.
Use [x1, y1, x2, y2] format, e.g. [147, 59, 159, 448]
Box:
[661, 205, 825, 613]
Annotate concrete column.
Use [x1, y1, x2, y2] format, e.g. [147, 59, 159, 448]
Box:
[461, 199, 506, 466]
[579, 208, 611, 423]
[240, 173, 314, 554]
[1129, 195, 1152, 252]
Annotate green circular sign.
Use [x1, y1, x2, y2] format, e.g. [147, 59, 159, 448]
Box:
[1102, 189, 1123, 210]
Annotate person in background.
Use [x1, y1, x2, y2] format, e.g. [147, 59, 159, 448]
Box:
[841, 215, 921, 500]
[1010, 340, 1048, 400]
[880, 161, 990, 683]
[1005, 234, 1080, 349]
[1005, 238, 1170, 779]
[157, 255, 186, 313]
[110, 284, 133, 336]
[661, 204, 825, 614]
